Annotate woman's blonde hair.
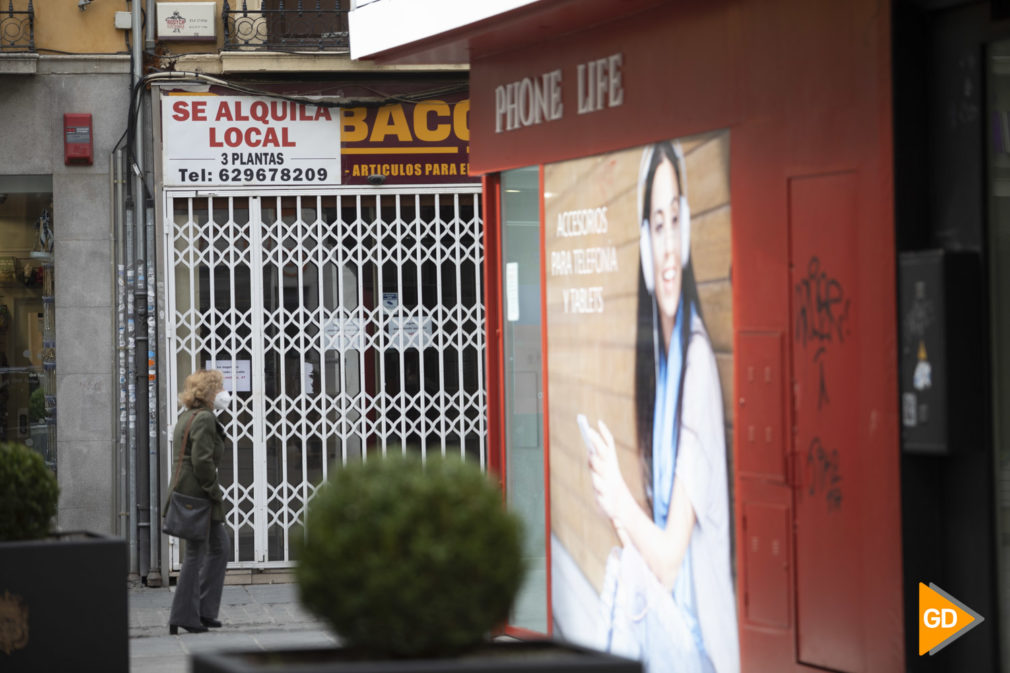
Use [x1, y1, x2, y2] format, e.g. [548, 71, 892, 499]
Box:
[179, 369, 224, 409]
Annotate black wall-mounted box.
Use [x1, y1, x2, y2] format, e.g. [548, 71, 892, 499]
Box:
[898, 250, 986, 454]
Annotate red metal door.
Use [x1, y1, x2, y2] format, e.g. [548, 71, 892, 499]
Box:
[789, 172, 864, 672]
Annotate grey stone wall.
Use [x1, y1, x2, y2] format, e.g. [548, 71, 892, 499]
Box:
[0, 56, 130, 535]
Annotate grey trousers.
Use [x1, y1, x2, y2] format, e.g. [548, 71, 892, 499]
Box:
[169, 521, 230, 627]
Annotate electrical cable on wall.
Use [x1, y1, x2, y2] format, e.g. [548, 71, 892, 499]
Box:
[115, 69, 468, 201]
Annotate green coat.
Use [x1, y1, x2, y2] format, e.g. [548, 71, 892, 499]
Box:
[166, 407, 228, 523]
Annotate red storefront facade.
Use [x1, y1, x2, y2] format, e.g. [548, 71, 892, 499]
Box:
[355, 1, 905, 671]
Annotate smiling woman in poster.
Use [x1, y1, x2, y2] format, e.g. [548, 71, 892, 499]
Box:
[582, 140, 739, 673]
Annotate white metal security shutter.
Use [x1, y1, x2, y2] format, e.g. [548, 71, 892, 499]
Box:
[165, 188, 485, 569]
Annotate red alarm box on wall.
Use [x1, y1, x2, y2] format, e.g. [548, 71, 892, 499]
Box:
[64, 113, 93, 165]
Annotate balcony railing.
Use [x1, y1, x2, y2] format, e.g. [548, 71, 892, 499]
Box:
[222, 1, 349, 52]
[1, 0, 34, 53]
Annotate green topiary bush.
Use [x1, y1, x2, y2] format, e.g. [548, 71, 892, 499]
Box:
[0, 441, 59, 541]
[29, 387, 47, 423]
[295, 453, 526, 658]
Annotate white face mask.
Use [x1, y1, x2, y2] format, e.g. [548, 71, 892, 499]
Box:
[213, 390, 232, 411]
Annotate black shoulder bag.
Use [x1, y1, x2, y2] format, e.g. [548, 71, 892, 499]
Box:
[162, 411, 213, 541]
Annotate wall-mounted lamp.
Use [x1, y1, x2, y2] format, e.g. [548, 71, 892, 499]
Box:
[78, 0, 93, 10]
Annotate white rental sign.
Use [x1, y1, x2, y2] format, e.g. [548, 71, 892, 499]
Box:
[386, 316, 433, 349]
[323, 316, 365, 351]
[204, 359, 252, 393]
[162, 94, 341, 188]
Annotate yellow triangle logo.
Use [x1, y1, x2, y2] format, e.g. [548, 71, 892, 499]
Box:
[918, 582, 984, 655]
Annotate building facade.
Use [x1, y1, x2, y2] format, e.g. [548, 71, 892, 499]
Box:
[2, 0, 485, 587]
[351, 0, 1008, 671]
[0, 0, 130, 537]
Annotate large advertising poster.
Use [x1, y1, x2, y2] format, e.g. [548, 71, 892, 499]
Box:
[545, 131, 737, 673]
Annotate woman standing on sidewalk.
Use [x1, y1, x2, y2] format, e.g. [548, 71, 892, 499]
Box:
[167, 369, 231, 635]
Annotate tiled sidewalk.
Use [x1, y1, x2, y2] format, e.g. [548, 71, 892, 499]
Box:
[129, 583, 338, 673]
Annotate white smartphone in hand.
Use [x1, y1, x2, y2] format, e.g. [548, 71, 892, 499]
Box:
[577, 414, 595, 456]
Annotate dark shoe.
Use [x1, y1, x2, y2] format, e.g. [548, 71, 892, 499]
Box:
[200, 617, 222, 628]
[169, 623, 208, 635]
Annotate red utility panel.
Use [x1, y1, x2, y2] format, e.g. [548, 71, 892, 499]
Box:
[737, 331, 787, 482]
[742, 502, 791, 629]
[64, 113, 93, 166]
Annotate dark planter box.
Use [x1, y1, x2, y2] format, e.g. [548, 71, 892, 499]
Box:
[192, 639, 642, 673]
[0, 531, 128, 673]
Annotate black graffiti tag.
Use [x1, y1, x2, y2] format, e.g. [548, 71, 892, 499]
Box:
[806, 436, 842, 511]
[795, 256, 851, 349]
[795, 257, 851, 409]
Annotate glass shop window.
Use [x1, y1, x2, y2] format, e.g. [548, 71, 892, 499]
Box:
[0, 182, 55, 473]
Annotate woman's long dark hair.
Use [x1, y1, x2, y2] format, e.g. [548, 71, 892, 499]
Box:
[633, 141, 705, 511]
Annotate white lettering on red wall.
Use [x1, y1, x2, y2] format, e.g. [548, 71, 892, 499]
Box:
[493, 53, 623, 134]
[576, 54, 624, 114]
[494, 69, 563, 133]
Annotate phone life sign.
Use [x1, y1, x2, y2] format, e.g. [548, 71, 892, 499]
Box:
[161, 94, 341, 188]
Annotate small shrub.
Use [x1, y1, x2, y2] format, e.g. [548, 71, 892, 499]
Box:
[296, 453, 526, 658]
[0, 442, 59, 541]
[29, 387, 46, 423]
